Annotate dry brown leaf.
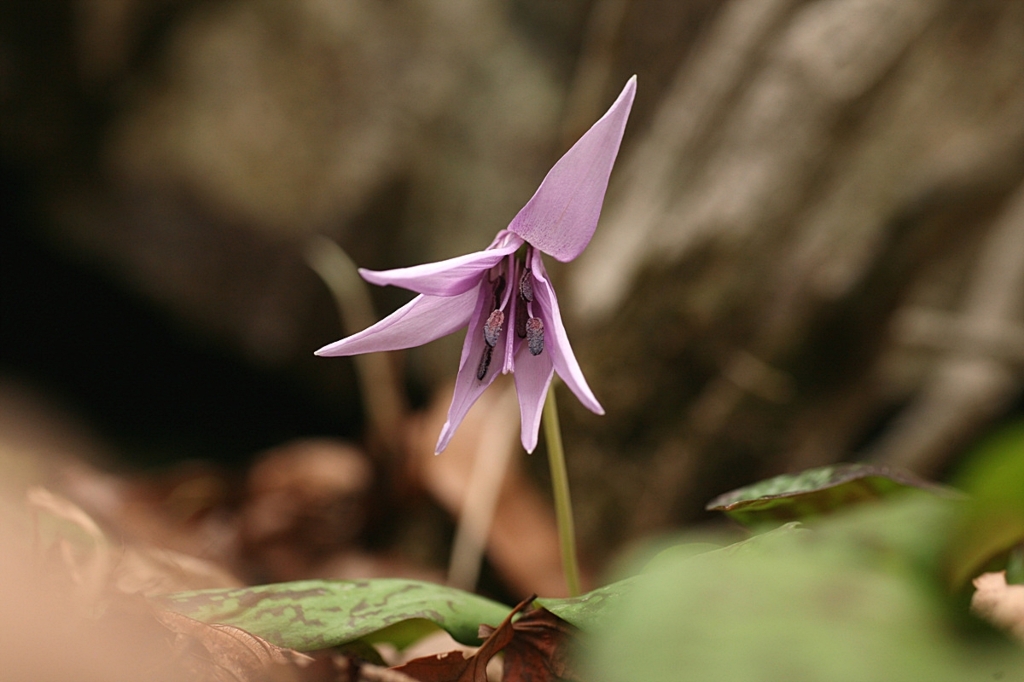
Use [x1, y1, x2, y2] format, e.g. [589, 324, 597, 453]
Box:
[0, 509, 188, 682]
[157, 609, 314, 682]
[28, 485, 241, 597]
[496, 607, 581, 682]
[972, 571, 1024, 642]
[113, 544, 243, 596]
[393, 596, 532, 682]
[391, 630, 478, 667]
[393, 599, 578, 682]
[59, 459, 238, 568]
[240, 439, 373, 580]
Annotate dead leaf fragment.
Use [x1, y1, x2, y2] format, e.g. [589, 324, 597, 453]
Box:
[392, 598, 578, 682]
[157, 609, 314, 682]
[394, 596, 531, 682]
[241, 439, 373, 580]
[972, 571, 1024, 642]
[498, 607, 581, 682]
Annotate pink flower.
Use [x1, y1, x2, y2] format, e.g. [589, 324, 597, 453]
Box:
[317, 77, 636, 453]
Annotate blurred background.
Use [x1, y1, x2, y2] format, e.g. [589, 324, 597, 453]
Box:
[2, 0, 1023, 600]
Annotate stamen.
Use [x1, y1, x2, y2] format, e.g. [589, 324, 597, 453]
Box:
[518, 267, 534, 302]
[477, 344, 493, 380]
[515, 298, 529, 338]
[526, 317, 544, 356]
[492, 275, 506, 310]
[483, 310, 504, 348]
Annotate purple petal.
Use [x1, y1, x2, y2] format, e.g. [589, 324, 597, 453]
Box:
[360, 233, 523, 296]
[315, 289, 477, 356]
[435, 280, 512, 453]
[513, 343, 554, 453]
[508, 76, 636, 262]
[528, 250, 604, 414]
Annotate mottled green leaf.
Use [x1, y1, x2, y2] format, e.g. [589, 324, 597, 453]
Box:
[159, 579, 510, 651]
[538, 576, 637, 631]
[706, 463, 955, 527]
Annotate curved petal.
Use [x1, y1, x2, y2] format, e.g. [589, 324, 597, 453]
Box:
[528, 251, 604, 414]
[435, 280, 512, 453]
[513, 343, 554, 453]
[360, 234, 522, 296]
[315, 289, 477, 356]
[508, 76, 635, 262]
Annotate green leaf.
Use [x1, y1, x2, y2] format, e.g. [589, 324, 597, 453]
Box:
[947, 420, 1024, 587]
[541, 526, 809, 630]
[590, 495, 1023, 682]
[642, 524, 806, 574]
[538, 576, 637, 631]
[159, 579, 511, 651]
[706, 463, 956, 527]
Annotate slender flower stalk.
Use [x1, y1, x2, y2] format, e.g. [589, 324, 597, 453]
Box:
[542, 382, 582, 596]
[315, 77, 636, 455]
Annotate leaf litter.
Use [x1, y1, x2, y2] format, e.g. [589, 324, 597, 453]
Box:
[13, 482, 587, 681]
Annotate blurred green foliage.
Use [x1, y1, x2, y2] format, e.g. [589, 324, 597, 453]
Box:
[589, 494, 1023, 682]
[949, 420, 1024, 587]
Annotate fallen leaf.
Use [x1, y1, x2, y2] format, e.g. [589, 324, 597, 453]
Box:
[0, 508, 189, 682]
[157, 609, 313, 682]
[495, 607, 580, 682]
[58, 460, 239, 570]
[393, 596, 532, 682]
[113, 544, 243, 596]
[241, 439, 373, 581]
[971, 571, 1024, 642]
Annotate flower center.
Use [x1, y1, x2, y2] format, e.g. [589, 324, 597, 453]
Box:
[476, 249, 545, 380]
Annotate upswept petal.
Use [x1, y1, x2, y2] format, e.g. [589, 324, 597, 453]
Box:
[528, 250, 604, 415]
[507, 76, 636, 262]
[435, 280, 512, 453]
[359, 233, 523, 296]
[315, 288, 477, 357]
[512, 343, 554, 453]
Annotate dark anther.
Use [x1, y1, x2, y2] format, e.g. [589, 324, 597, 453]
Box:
[483, 310, 505, 348]
[526, 317, 544, 356]
[477, 344, 493, 380]
[518, 268, 534, 302]
[515, 299, 529, 338]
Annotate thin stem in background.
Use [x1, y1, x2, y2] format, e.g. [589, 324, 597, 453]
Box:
[305, 235, 406, 457]
[542, 382, 582, 597]
[446, 382, 519, 591]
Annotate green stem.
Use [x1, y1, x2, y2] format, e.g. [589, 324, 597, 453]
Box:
[542, 383, 582, 597]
